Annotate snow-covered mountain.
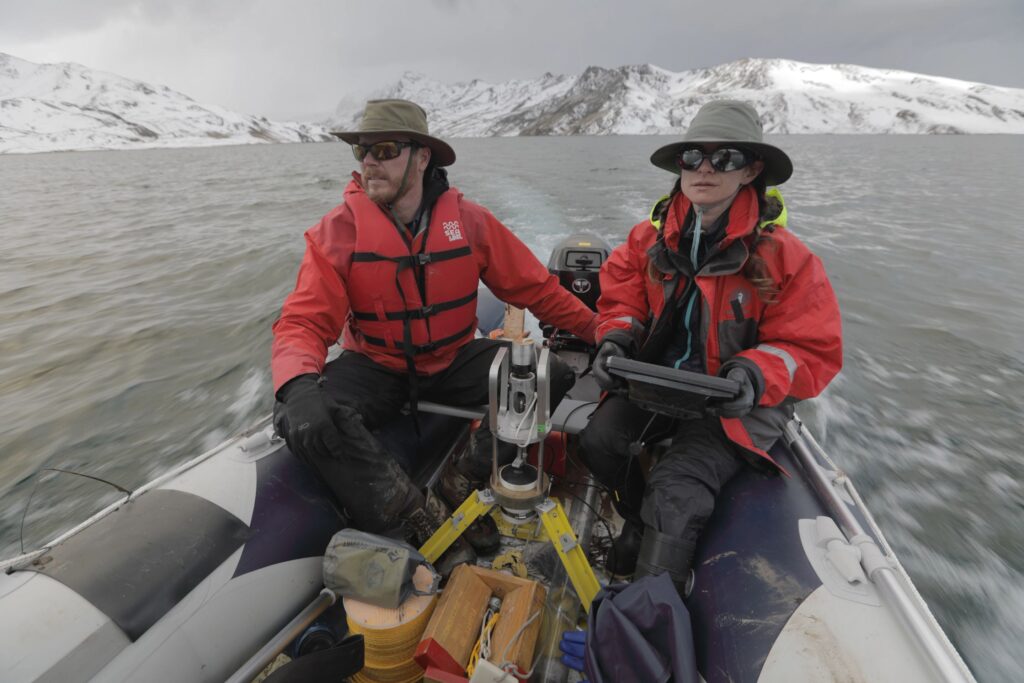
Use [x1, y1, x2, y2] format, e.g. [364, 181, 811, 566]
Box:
[5, 54, 1021, 155]
[330, 59, 1024, 136]
[0, 53, 334, 154]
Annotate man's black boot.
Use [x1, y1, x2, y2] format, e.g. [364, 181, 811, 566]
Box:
[436, 454, 501, 555]
[402, 490, 477, 577]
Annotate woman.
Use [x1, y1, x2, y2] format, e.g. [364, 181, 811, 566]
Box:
[580, 100, 842, 592]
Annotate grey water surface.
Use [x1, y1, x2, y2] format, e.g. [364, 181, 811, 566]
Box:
[1, 136, 1022, 681]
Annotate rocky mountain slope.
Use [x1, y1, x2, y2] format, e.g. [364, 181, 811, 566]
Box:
[0, 52, 333, 154]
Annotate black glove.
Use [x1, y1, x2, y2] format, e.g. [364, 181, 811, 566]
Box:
[591, 340, 627, 392]
[708, 367, 757, 418]
[274, 374, 346, 460]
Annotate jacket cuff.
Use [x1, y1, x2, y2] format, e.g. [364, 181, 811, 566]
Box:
[598, 328, 636, 354]
[577, 314, 598, 346]
[720, 357, 765, 406]
[275, 373, 320, 403]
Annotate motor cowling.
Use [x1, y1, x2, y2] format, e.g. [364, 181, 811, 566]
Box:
[546, 233, 612, 312]
[543, 233, 611, 357]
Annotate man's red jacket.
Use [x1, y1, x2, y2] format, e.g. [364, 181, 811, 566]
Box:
[272, 177, 597, 393]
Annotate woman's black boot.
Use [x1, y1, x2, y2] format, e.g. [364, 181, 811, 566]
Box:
[634, 527, 696, 596]
[605, 520, 645, 577]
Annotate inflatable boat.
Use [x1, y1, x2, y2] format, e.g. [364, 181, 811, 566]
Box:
[0, 235, 977, 683]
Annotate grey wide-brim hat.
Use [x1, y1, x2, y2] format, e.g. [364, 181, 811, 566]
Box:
[650, 100, 792, 185]
[331, 99, 456, 167]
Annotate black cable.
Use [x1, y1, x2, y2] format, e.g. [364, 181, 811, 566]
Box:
[562, 433, 633, 570]
[41, 467, 132, 495]
[635, 412, 660, 445]
[553, 399, 646, 575]
[553, 409, 626, 572]
[19, 474, 44, 555]
[550, 479, 607, 491]
[19, 467, 132, 555]
[551, 474, 617, 569]
[558, 399, 598, 436]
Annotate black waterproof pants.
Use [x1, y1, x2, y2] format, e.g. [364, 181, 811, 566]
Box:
[283, 339, 576, 535]
[579, 395, 748, 574]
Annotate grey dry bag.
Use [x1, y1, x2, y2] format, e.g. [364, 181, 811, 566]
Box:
[322, 529, 440, 609]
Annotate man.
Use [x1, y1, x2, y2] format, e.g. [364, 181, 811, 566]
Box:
[272, 99, 596, 561]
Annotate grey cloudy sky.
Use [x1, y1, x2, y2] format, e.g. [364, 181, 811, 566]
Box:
[2, 0, 1021, 121]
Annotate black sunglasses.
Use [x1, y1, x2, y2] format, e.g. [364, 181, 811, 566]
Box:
[351, 140, 418, 162]
[677, 147, 754, 172]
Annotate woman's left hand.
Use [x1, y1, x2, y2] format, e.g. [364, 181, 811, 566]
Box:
[708, 368, 756, 418]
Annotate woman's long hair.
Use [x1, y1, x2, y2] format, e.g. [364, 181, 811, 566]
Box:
[649, 173, 782, 304]
[745, 174, 782, 304]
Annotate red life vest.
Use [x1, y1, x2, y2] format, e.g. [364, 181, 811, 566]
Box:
[344, 187, 479, 371]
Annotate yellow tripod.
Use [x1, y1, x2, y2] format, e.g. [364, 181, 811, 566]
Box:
[419, 488, 601, 612]
[419, 334, 601, 612]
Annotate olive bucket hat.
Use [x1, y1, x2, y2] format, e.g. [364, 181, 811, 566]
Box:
[650, 100, 792, 185]
[331, 99, 456, 167]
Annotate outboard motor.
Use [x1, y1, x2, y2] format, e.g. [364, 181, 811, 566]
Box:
[546, 232, 612, 313]
[544, 233, 611, 360]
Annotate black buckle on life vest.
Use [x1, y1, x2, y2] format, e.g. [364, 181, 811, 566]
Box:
[414, 253, 432, 266]
[418, 304, 435, 317]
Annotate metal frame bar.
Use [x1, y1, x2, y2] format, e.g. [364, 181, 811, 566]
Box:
[535, 347, 550, 494]
[224, 588, 338, 683]
[488, 347, 508, 486]
[785, 418, 976, 683]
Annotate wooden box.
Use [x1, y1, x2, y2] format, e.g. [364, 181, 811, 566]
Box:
[415, 564, 547, 678]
